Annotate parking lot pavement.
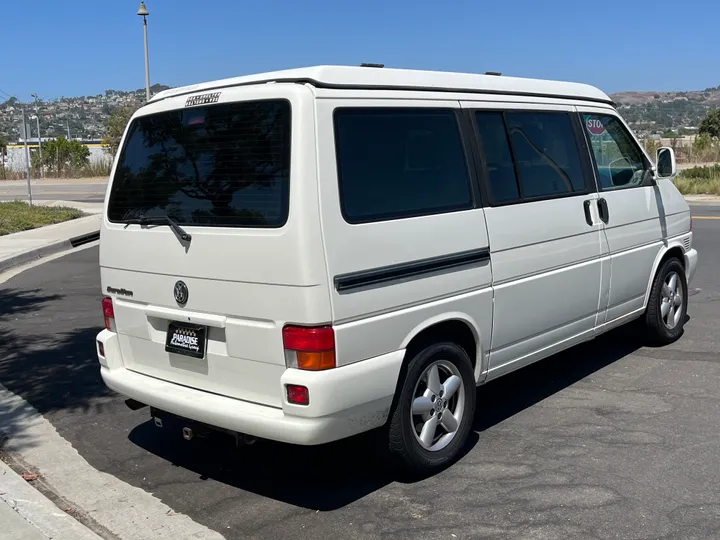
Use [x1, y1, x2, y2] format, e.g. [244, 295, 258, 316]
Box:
[0, 211, 719, 540]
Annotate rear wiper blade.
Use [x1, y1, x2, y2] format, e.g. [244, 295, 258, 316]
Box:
[123, 216, 192, 243]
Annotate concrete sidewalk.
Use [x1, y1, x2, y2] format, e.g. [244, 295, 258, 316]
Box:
[1, 197, 105, 540]
[685, 194, 720, 205]
[33, 200, 104, 215]
[0, 207, 101, 273]
[0, 460, 102, 540]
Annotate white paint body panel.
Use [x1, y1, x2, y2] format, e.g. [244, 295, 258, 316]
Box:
[96, 69, 695, 446]
[460, 100, 607, 379]
[99, 331, 405, 445]
[575, 106, 692, 324]
[314, 98, 493, 377]
[99, 84, 331, 410]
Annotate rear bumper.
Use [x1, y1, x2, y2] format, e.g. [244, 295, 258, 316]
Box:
[685, 248, 698, 285]
[96, 330, 405, 445]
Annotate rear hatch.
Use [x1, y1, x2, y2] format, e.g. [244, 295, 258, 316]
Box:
[100, 86, 330, 408]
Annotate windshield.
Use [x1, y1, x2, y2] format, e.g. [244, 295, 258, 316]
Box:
[107, 99, 291, 228]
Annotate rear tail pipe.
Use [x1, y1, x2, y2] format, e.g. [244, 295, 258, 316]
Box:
[125, 399, 147, 411]
[235, 433, 257, 446]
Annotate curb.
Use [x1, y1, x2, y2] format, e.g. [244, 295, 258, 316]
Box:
[0, 459, 103, 540]
[0, 230, 100, 274]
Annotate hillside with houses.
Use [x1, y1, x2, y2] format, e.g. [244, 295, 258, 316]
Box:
[612, 85, 720, 138]
[1, 82, 719, 145]
[0, 84, 169, 142]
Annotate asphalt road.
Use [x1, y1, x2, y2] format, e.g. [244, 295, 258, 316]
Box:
[0, 179, 107, 203]
[1, 207, 719, 540]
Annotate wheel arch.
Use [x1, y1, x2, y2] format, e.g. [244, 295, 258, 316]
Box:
[400, 313, 484, 384]
[643, 241, 686, 309]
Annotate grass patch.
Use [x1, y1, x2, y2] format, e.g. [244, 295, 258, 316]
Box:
[674, 165, 720, 195]
[0, 201, 84, 236]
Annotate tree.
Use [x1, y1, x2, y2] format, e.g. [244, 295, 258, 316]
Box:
[699, 109, 720, 139]
[644, 139, 661, 156]
[693, 133, 712, 153]
[31, 137, 90, 174]
[102, 104, 140, 157]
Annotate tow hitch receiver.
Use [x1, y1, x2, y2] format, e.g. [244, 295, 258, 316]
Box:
[149, 407, 260, 445]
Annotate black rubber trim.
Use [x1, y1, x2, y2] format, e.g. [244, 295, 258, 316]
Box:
[334, 248, 491, 293]
[69, 231, 100, 248]
[305, 80, 614, 105]
[147, 77, 614, 107]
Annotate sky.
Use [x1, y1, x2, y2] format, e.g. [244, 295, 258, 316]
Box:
[2, 0, 720, 102]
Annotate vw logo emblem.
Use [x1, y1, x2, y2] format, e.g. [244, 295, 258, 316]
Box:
[174, 281, 189, 305]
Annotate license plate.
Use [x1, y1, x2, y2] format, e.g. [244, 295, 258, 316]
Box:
[165, 322, 207, 359]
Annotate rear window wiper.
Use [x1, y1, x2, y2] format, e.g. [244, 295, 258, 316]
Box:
[122, 215, 192, 243]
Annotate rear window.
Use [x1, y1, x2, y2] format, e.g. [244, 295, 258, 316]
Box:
[107, 100, 291, 228]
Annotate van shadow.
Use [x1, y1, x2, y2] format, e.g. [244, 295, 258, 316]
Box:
[128, 324, 645, 511]
[0, 286, 111, 453]
[473, 323, 644, 432]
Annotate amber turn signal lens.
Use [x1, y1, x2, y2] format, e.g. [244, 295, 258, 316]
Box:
[296, 351, 336, 371]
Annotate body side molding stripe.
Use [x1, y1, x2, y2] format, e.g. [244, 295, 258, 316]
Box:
[334, 248, 491, 293]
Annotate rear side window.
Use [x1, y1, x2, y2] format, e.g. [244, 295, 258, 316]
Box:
[475, 110, 587, 204]
[107, 100, 291, 228]
[334, 108, 473, 223]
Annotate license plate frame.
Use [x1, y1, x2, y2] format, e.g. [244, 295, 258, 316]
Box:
[165, 322, 207, 359]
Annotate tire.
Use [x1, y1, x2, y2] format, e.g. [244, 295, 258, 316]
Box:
[644, 257, 688, 345]
[387, 342, 476, 475]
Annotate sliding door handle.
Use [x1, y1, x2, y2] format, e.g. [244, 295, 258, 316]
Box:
[583, 200, 593, 226]
[597, 198, 609, 224]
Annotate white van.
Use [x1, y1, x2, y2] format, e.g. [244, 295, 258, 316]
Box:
[96, 65, 698, 473]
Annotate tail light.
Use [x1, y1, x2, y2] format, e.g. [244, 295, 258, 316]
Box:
[102, 297, 115, 331]
[286, 384, 310, 405]
[282, 325, 335, 371]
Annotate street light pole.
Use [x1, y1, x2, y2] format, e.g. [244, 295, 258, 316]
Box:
[21, 107, 33, 205]
[137, 2, 151, 101]
[31, 93, 43, 177]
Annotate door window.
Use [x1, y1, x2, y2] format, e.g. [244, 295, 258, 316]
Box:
[506, 112, 586, 198]
[474, 112, 520, 203]
[583, 114, 648, 191]
[475, 111, 587, 203]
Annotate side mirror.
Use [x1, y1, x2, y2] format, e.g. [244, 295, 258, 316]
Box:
[656, 147, 676, 178]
